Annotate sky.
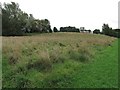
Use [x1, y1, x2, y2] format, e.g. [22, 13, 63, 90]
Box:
[1, 0, 119, 30]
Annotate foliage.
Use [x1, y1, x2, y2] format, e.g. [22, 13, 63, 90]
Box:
[93, 29, 101, 34]
[60, 26, 79, 32]
[102, 24, 120, 38]
[53, 27, 58, 32]
[2, 2, 24, 36]
[2, 2, 52, 36]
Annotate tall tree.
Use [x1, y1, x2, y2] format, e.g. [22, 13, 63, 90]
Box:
[102, 24, 112, 35]
[2, 2, 25, 36]
[2, 2, 52, 35]
[53, 27, 58, 32]
[40, 19, 51, 33]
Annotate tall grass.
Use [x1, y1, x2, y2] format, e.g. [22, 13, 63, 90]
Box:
[2, 33, 116, 88]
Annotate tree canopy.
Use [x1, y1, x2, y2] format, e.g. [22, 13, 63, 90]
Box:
[102, 24, 119, 38]
[93, 29, 101, 34]
[53, 27, 58, 32]
[2, 2, 52, 36]
[60, 26, 79, 32]
[1, 2, 120, 38]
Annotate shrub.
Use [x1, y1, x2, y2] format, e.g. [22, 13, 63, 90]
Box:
[93, 29, 101, 34]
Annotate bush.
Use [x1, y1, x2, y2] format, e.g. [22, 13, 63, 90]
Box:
[93, 29, 101, 34]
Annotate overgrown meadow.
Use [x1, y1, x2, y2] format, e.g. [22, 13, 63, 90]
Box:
[2, 33, 118, 88]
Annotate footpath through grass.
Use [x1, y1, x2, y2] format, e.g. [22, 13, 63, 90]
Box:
[68, 39, 118, 88]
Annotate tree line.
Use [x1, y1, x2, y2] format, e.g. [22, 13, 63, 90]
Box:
[2, 2, 52, 36]
[53, 25, 120, 38]
[1, 2, 120, 38]
[93, 24, 120, 38]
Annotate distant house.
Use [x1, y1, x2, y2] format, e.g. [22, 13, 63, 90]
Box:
[80, 27, 86, 33]
[80, 27, 85, 32]
[80, 27, 91, 33]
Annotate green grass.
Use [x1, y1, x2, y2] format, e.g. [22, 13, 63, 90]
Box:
[71, 39, 118, 88]
[2, 33, 118, 88]
[38, 39, 118, 88]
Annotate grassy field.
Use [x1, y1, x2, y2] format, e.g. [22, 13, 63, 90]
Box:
[2, 32, 118, 88]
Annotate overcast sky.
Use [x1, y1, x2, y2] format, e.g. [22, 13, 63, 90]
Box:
[1, 0, 119, 30]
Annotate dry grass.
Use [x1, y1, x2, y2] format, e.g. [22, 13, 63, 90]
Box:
[2, 33, 115, 64]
